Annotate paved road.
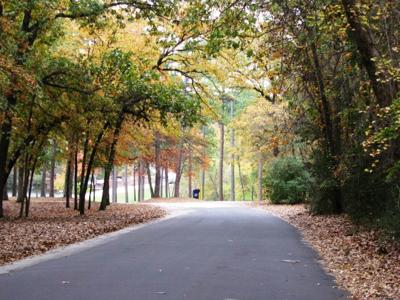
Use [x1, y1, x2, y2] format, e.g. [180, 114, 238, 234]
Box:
[0, 202, 347, 300]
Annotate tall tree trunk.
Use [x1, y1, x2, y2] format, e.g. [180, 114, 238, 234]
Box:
[65, 158, 72, 208]
[154, 133, 161, 198]
[0, 94, 16, 218]
[74, 149, 78, 210]
[188, 143, 193, 198]
[12, 167, 17, 197]
[100, 114, 124, 210]
[40, 166, 46, 197]
[230, 100, 235, 201]
[133, 164, 137, 202]
[88, 171, 94, 210]
[124, 165, 128, 203]
[201, 127, 206, 200]
[25, 157, 38, 218]
[146, 163, 154, 198]
[112, 166, 117, 203]
[238, 161, 245, 201]
[17, 163, 25, 203]
[139, 161, 145, 201]
[165, 166, 169, 198]
[174, 144, 184, 198]
[137, 161, 142, 202]
[49, 140, 57, 198]
[257, 153, 263, 202]
[160, 167, 163, 198]
[219, 122, 224, 201]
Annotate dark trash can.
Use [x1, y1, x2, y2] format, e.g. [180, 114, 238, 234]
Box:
[192, 188, 200, 199]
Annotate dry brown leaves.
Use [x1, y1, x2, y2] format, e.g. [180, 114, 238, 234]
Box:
[0, 199, 165, 266]
[257, 202, 400, 300]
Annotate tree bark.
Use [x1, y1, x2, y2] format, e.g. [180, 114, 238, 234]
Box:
[112, 166, 117, 203]
[74, 149, 78, 210]
[12, 167, 17, 197]
[146, 163, 154, 198]
[40, 166, 47, 197]
[219, 122, 224, 201]
[174, 144, 184, 198]
[133, 164, 137, 202]
[201, 126, 206, 200]
[49, 140, 57, 197]
[65, 158, 72, 208]
[230, 100, 235, 201]
[17, 163, 25, 203]
[257, 153, 263, 202]
[100, 114, 124, 210]
[154, 133, 161, 198]
[124, 165, 129, 203]
[165, 166, 169, 198]
[188, 143, 193, 198]
[238, 161, 245, 201]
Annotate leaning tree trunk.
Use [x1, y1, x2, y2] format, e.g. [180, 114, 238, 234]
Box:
[100, 114, 124, 210]
[146, 163, 154, 198]
[17, 163, 25, 203]
[174, 144, 184, 198]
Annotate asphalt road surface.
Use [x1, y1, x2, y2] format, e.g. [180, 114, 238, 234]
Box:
[0, 202, 347, 300]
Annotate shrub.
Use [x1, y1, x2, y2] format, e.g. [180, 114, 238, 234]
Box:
[264, 157, 313, 204]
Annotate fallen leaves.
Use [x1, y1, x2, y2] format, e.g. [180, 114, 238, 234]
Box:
[258, 203, 400, 300]
[0, 199, 165, 266]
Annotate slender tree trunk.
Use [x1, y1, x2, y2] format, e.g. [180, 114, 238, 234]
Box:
[133, 164, 137, 202]
[88, 171, 94, 210]
[188, 143, 193, 198]
[201, 127, 206, 200]
[12, 167, 17, 197]
[137, 161, 141, 202]
[165, 166, 169, 198]
[146, 163, 154, 198]
[112, 166, 117, 203]
[160, 167, 163, 198]
[40, 166, 46, 197]
[238, 161, 245, 201]
[219, 122, 224, 201]
[65, 158, 72, 208]
[74, 149, 78, 210]
[174, 144, 184, 198]
[230, 100, 235, 201]
[25, 158, 38, 218]
[154, 133, 161, 197]
[17, 163, 25, 203]
[49, 140, 57, 198]
[257, 153, 263, 202]
[140, 161, 145, 201]
[124, 165, 128, 203]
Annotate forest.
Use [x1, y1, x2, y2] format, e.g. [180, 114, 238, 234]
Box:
[1, 0, 399, 239]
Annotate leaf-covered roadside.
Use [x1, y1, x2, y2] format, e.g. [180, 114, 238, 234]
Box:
[258, 203, 400, 300]
[0, 199, 165, 266]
